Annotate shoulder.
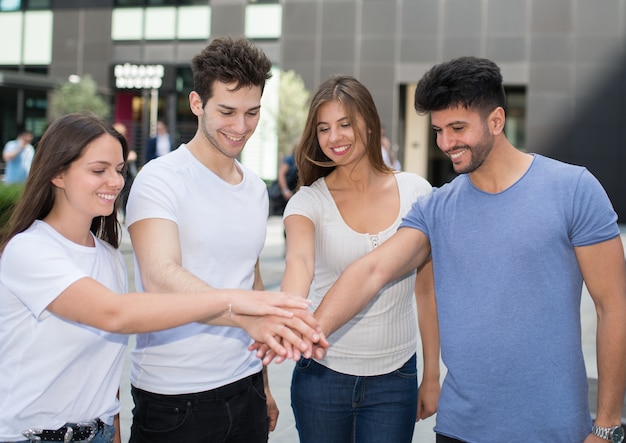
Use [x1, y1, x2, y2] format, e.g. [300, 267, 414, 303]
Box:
[2, 140, 17, 152]
[138, 145, 187, 176]
[532, 154, 587, 177]
[2, 222, 61, 264]
[285, 179, 327, 216]
[395, 172, 432, 190]
[528, 155, 598, 193]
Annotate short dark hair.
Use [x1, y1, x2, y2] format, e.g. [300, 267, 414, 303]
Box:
[191, 36, 273, 107]
[414, 56, 506, 117]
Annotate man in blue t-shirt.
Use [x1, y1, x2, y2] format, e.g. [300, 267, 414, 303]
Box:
[311, 57, 626, 443]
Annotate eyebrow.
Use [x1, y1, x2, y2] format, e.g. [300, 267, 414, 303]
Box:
[316, 116, 349, 127]
[432, 120, 468, 130]
[217, 104, 261, 112]
[87, 160, 126, 168]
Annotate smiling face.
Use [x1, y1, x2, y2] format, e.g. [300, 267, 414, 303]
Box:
[192, 81, 262, 160]
[431, 106, 495, 174]
[52, 133, 125, 223]
[316, 100, 368, 167]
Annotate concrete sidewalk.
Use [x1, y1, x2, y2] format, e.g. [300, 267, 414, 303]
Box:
[117, 216, 613, 442]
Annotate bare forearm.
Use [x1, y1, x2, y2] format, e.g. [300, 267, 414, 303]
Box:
[101, 290, 232, 333]
[416, 266, 440, 381]
[314, 261, 382, 337]
[419, 312, 440, 381]
[595, 309, 626, 425]
[141, 260, 212, 293]
[282, 258, 313, 299]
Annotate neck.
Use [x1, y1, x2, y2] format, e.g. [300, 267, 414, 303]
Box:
[43, 205, 95, 247]
[325, 161, 387, 192]
[468, 140, 533, 194]
[186, 136, 242, 184]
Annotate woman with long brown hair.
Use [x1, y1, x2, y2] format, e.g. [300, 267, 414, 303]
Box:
[283, 75, 440, 442]
[0, 113, 322, 443]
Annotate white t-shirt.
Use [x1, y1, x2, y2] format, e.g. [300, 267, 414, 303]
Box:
[0, 221, 128, 441]
[126, 144, 268, 394]
[284, 172, 432, 375]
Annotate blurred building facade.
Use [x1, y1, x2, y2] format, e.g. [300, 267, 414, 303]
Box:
[1, 0, 625, 218]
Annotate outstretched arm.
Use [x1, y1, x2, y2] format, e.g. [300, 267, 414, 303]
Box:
[314, 227, 431, 341]
[576, 236, 626, 442]
[251, 214, 324, 364]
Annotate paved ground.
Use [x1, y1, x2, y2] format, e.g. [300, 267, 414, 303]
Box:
[117, 216, 615, 442]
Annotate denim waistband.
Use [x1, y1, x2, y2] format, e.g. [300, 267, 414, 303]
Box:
[132, 370, 263, 404]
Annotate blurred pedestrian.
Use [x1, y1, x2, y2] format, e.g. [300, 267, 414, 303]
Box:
[112, 122, 136, 222]
[269, 148, 298, 217]
[2, 128, 34, 184]
[144, 119, 172, 162]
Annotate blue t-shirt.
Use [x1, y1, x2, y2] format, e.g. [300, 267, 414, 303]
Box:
[400, 154, 619, 443]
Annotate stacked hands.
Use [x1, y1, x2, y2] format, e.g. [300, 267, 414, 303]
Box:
[224, 291, 329, 363]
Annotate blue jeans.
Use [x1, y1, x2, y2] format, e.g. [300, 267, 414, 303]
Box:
[129, 371, 269, 443]
[291, 354, 418, 443]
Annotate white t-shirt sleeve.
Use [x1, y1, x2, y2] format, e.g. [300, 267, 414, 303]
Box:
[1, 235, 87, 319]
[126, 161, 179, 226]
[283, 183, 322, 225]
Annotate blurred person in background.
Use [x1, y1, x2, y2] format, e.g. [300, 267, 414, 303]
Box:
[2, 128, 34, 184]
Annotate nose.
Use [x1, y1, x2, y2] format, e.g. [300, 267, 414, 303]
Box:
[231, 114, 247, 133]
[111, 170, 125, 190]
[328, 126, 341, 143]
[437, 130, 455, 151]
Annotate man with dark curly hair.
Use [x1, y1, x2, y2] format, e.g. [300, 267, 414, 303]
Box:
[126, 37, 322, 443]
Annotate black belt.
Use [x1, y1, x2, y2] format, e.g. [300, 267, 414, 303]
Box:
[22, 418, 104, 442]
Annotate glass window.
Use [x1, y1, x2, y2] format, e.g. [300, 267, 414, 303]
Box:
[504, 87, 526, 152]
[145, 6, 176, 39]
[115, 0, 144, 5]
[112, 8, 143, 40]
[23, 10, 52, 64]
[0, 12, 22, 63]
[0, 0, 20, 11]
[146, 0, 177, 5]
[245, 3, 281, 39]
[0, 0, 19, 11]
[25, 0, 49, 9]
[115, 0, 207, 5]
[177, 5, 210, 39]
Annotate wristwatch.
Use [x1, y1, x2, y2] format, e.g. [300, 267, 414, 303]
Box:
[591, 423, 625, 443]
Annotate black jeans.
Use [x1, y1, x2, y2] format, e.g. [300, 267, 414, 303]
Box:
[129, 371, 268, 443]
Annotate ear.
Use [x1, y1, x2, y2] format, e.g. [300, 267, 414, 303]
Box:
[189, 91, 204, 117]
[489, 107, 506, 135]
[51, 173, 64, 189]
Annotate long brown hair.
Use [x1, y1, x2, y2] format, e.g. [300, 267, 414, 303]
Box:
[296, 75, 391, 187]
[0, 113, 129, 252]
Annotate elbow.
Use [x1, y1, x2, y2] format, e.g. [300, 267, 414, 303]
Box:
[97, 305, 132, 334]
